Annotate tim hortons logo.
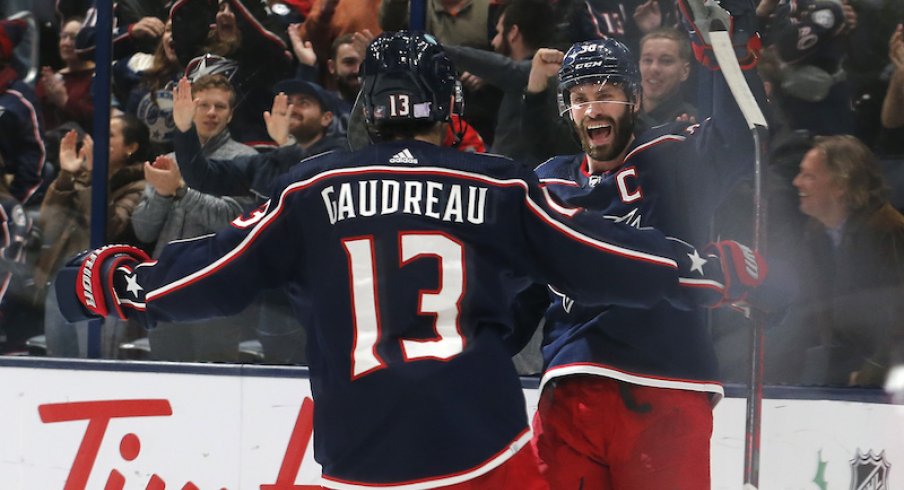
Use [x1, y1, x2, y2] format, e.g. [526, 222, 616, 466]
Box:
[850, 449, 891, 490]
[39, 397, 318, 490]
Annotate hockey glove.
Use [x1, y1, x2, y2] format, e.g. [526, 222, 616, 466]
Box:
[677, 0, 761, 70]
[671, 238, 766, 308]
[55, 245, 151, 323]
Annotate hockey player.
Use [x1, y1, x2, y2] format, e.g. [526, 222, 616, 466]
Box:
[521, 0, 768, 488]
[55, 31, 763, 489]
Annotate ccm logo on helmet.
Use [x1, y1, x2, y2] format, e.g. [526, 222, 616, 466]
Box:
[573, 61, 605, 70]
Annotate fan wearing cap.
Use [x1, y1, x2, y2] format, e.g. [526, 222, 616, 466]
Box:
[171, 75, 347, 200]
[265, 78, 337, 149]
[0, 18, 45, 205]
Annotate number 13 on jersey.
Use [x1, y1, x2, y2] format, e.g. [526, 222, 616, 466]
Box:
[342, 232, 466, 379]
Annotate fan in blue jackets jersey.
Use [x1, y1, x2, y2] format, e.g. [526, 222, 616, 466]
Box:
[521, 0, 769, 488]
[53, 30, 763, 490]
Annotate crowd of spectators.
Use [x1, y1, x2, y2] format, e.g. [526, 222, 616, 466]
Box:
[0, 0, 901, 389]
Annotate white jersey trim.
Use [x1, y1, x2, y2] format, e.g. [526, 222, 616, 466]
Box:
[320, 429, 532, 490]
[623, 134, 686, 162]
[541, 363, 725, 406]
[146, 165, 679, 301]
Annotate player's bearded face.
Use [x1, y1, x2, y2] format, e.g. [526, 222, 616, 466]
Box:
[569, 83, 636, 162]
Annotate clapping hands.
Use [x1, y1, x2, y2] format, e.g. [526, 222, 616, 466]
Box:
[144, 155, 184, 197]
[40, 67, 68, 107]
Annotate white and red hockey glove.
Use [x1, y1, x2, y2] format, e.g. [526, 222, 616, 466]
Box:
[704, 240, 767, 306]
[55, 244, 151, 323]
[671, 238, 767, 309]
[677, 0, 761, 70]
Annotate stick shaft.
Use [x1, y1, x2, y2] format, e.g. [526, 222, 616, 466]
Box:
[709, 28, 769, 489]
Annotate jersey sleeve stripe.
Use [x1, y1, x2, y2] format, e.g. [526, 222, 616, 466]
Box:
[540, 187, 580, 217]
[678, 277, 726, 290]
[540, 178, 580, 187]
[146, 165, 676, 301]
[623, 134, 686, 162]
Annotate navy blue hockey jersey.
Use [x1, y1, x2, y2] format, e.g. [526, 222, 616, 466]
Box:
[0, 78, 45, 204]
[114, 139, 712, 488]
[534, 67, 768, 403]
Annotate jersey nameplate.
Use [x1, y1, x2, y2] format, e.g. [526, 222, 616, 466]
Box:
[321, 180, 488, 225]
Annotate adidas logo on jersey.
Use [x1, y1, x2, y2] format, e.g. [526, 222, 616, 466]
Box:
[389, 149, 418, 164]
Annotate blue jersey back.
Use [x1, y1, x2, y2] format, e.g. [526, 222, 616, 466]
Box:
[128, 139, 697, 487]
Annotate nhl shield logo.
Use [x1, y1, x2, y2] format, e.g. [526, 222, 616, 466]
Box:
[850, 449, 891, 490]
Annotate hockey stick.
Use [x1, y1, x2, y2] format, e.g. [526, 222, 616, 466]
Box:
[709, 23, 769, 490]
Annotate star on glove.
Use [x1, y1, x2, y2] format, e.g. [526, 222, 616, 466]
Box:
[125, 273, 143, 297]
[687, 249, 708, 276]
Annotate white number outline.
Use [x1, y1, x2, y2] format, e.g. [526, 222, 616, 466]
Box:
[342, 232, 466, 380]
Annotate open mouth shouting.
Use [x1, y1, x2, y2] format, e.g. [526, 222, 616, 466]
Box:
[585, 119, 615, 147]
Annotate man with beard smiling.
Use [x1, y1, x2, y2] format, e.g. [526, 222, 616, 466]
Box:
[517, 1, 768, 488]
[441, 0, 555, 166]
[172, 76, 348, 201]
[288, 29, 372, 138]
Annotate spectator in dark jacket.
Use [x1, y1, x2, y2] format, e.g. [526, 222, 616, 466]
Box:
[443, 0, 555, 166]
[638, 27, 697, 127]
[0, 18, 45, 205]
[790, 135, 904, 387]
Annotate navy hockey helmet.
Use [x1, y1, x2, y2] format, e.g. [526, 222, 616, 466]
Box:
[557, 38, 641, 116]
[184, 53, 239, 83]
[361, 31, 462, 132]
